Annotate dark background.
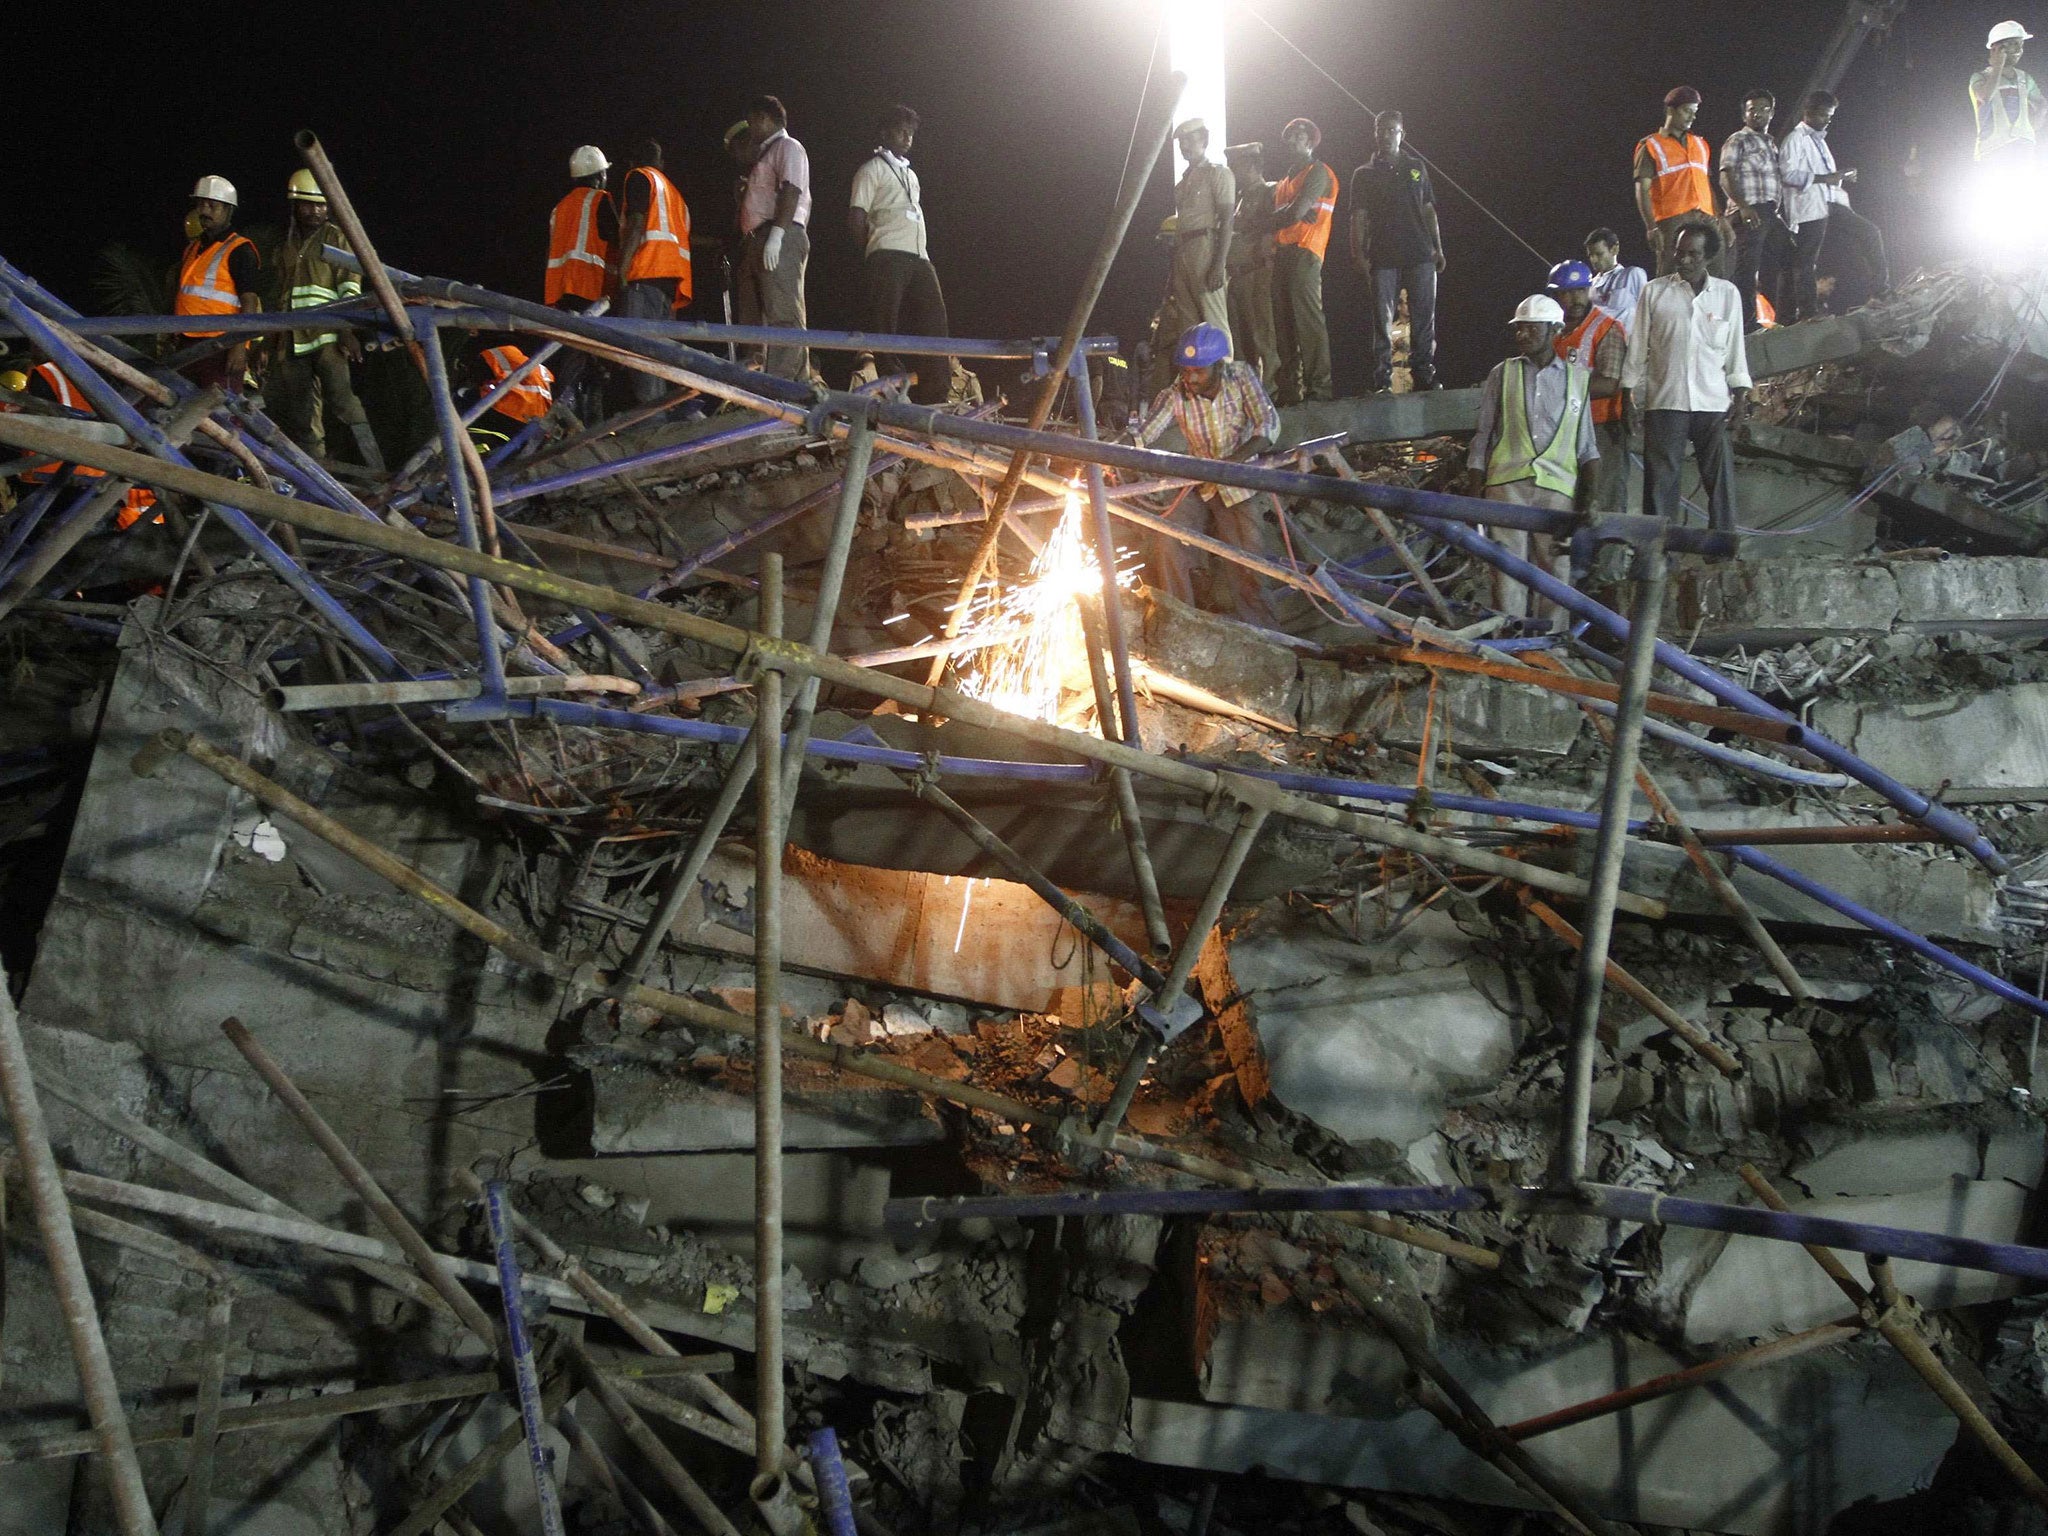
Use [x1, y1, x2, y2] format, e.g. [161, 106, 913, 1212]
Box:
[2, 2, 2020, 395]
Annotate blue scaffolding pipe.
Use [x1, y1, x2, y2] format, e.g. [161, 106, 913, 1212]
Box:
[483, 1182, 568, 1536]
[420, 324, 507, 701]
[1407, 510, 2008, 873]
[883, 1181, 2048, 1283]
[0, 276, 405, 678]
[493, 417, 787, 507]
[0, 478, 73, 575]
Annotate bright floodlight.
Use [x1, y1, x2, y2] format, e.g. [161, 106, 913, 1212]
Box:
[1962, 157, 2048, 256]
[1169, 0, 1228, 180]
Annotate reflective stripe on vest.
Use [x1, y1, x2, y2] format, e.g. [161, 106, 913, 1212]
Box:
[1638, 132, 1714, 223]
[1272, 162, 1340, 260]
[482, 346, 556, 423]
[27, 363, 108, 481]
[1486, 357, 1590, 499]
[547, 187, 615, 304]
[1975, 70, 2041, 160]
[1556, 310, 1623, 425]
[622, 168, 693, 300]
[176, 234, 255, 336]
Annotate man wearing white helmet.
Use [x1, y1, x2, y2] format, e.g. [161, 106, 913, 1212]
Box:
[1623, 225, 1749, 534]
[269, 170, 383, 471]
[1467, 293, 1597, 618]
[1974, 21, 2046, 164]
[546, 145, 618, 417]
[175, 175, 261, 393]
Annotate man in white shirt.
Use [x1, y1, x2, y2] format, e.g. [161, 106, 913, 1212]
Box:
[849, 105, 951, 404]
[1622, 226, 1751, 534]
[737, 94, 814, 380]
[1585, 227, 1647, 330]
[1777, 91, 1856, 323]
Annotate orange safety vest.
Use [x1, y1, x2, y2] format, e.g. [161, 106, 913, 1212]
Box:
[621, 167, 693, 304]
[23, 364, 159, 526]
[481, 346, 555, 424]
[175, 233, 257, 338]
[1272, 161, 1340, 260]
[546, 186, 615, 304]
[1637, 131, 1714, 223]
[1555, 310, 1624, 425]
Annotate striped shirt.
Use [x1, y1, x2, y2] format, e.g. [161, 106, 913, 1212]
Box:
[1138, 359, 1280, 507]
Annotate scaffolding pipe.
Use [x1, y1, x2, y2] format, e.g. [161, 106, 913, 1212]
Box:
[495, 417, 786, 507]
[1096, 803, 1271, 1141]
[1554, 540, 1667, 1186]
[484, 1182, 568, 1535]
[271, 674, 638, 710]
[295, 131, 414, 344]
[570, 1340, 746, 1536]
[421, 324, 508, 701]
[754, 551, 788, 1479]
[0, 964, 159, 1535]
[1079, 594, 1174, 954]
[923, 68, 1189, 686]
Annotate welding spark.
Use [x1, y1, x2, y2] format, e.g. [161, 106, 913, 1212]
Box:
[958, 488, 1135, 724]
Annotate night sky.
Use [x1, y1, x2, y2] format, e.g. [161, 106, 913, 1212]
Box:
[7, 2, 2023, 395]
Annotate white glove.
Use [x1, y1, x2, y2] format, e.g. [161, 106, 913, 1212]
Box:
[763, 226, 785, 272]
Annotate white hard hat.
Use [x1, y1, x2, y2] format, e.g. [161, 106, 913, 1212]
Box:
[1512, 294, 1565, 327]
[190, 174, 238, 208]
[1991, 20, 2034, 46]
[569, 145, 609, 178]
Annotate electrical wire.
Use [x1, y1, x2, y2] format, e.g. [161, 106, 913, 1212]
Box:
[1239, 2, 1552, 269]
[1110, 13, 1169, 218]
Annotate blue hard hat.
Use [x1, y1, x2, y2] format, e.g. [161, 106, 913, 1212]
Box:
[1176, 323, 1231, 368]
[1547, 259, 1595, 292]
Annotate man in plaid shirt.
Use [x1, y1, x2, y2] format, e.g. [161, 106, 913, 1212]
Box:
[1719, 89, 1789, 331]
[1135, 323, 1281, 618]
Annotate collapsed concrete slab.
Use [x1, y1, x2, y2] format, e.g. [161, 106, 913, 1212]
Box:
[1812, 684, 2048, 799]
[1666, 555, 2048, 649]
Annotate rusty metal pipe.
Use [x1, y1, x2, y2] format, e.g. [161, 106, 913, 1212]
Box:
[270, 674, 639, 710]
[295, 131, 415, 345]
[754, 552, 789, 1478]
[0, 966, 159, 1534]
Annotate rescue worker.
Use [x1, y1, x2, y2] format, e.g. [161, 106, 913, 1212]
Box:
[849, 105, 953, 405]
[736, 95, 814, 380]
[1466, 295, 1598, 619]
[1223, 142, 1278, 386]
[1134, 322, 1281, 619]
[175, 176, 261, 393]
[1585, 227, 1648, 330]
[1350, 109, 1445, 392]
[1634, 88, 1722, 277]
[1973, 21, 2047, 164]
[617, 141, 693, 409]
[1150, 118, 1235, 392]
[469, 345, 555, 457]
[545, 145, 617, 419]
[269, 171, 384, 471]
[1269, 117, 1339, 405]
[1548, 260, 1627, 515]
[18, 362, 158, 529]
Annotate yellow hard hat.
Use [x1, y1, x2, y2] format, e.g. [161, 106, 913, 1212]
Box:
[0, 370, 27, 393]
[287, 169, 326, 202]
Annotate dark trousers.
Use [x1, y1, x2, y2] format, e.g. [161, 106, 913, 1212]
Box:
[1731, 201, 1791, 331]
[1643, 409, 1737, 533]
[1272, 245, 1331, 405]
[861, 249, 951, 405]
[1782, 217, 1828, 324]
[550, 294, 603, 413]
[621, 280, 675, 405]
[1827, 203, 1891, 303]
[1370, 262, 1438, 389]
[268, 343, 370, 459]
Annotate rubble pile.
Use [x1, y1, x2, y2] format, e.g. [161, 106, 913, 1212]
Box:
[6, 244, 2048, 1536]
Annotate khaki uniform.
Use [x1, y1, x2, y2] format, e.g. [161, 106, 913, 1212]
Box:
[1226, 176, 1278, 385]
[1154, 158, 1235, 385]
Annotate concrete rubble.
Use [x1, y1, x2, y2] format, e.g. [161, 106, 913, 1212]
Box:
[5, 252, 2048, 1536]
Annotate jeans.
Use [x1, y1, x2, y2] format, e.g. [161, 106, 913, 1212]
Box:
[549, 294, 604, 414]
[1827, 203, 1891, 304]
[621, 279, 677, 405]
[1370, 262, 1438, 389]
[1731, 201, 1791, 330]
[1782, 217, 1828, 323]
[1643, 409, 1737, 533]
[1272, 245, 1330, 405]
[861, 249, 951, 404]
[737, 223, 811, 379]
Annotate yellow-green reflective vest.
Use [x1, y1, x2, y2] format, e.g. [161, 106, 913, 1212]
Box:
[1973, 68, 2041, 161]
[1485, 356, 1589, 499]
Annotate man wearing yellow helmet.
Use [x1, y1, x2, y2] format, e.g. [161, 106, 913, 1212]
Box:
[270, 170, 384, 470]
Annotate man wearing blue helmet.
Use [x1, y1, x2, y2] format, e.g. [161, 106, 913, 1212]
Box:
[1134, 322, 1281, 617]
[1549, 259, 1627, 515]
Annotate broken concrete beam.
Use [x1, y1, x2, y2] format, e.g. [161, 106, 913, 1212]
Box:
[584, 1063, 943, 1154]
[1130, 1323, 1954, 1534]
[1215, 911, 1520, 1147]
[1137, 591, 1301, 727]
[1663, 554, 2048, 649]
[1277, 389, 1480, 448]
[1661, 1176, 2034, 1344]
[1745, 312, 1877, 378]
[1300, 657, 1582, 755]
[1811, 684, 2048, 799]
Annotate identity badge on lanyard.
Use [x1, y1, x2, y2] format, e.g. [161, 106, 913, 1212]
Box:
[884, 155, 921, 222]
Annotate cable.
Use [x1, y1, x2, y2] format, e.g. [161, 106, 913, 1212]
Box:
[1240, 2, 1552, 269]
[1110, 14, 1168, 219]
